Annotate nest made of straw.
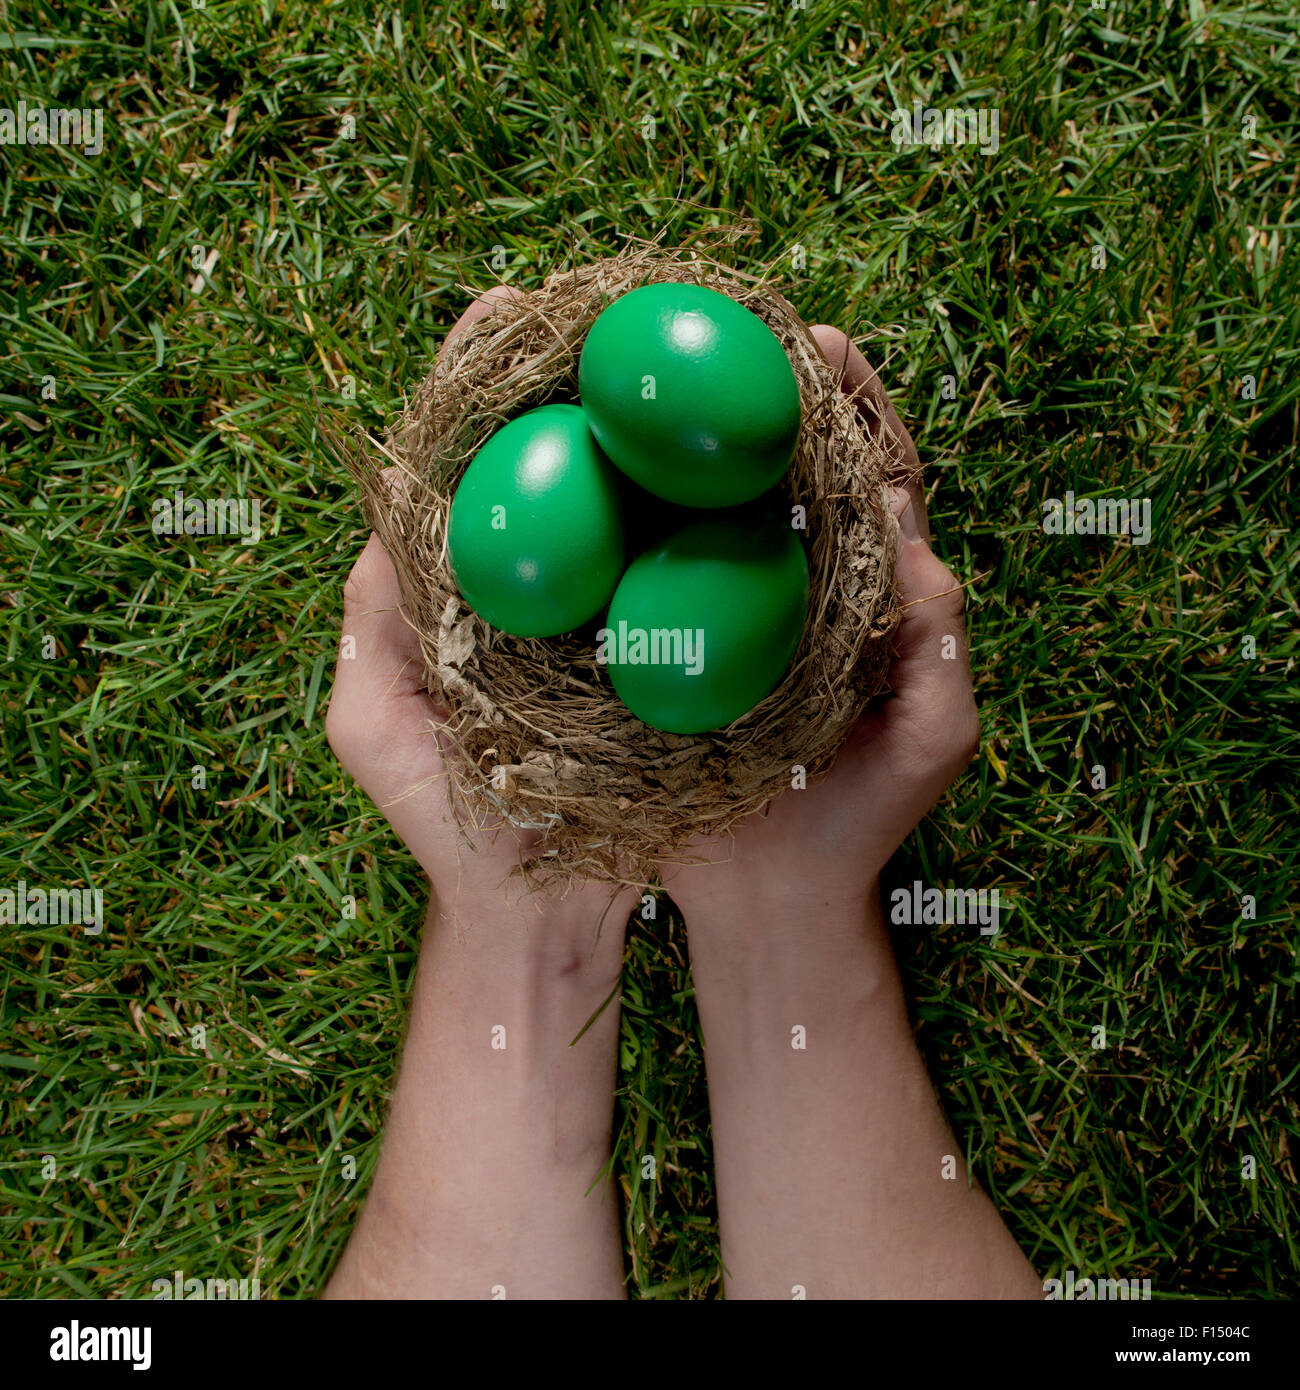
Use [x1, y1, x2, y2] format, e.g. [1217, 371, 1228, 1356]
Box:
[341, 236, 904, 886]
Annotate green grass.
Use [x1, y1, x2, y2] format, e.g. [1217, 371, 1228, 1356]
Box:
[2, 0, 1298, 1299]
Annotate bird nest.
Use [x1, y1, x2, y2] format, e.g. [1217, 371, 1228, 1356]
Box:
[338, 235, 903, 887]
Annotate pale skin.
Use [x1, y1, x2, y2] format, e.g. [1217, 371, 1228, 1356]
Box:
[322, 292, 1040, 1300]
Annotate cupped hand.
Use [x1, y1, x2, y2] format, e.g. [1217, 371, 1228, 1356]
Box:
[326, 289, 638, 927]
[658, 325, 980, 914]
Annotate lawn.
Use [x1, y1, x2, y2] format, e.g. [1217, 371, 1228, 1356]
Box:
[1, 0, 1297, 1299]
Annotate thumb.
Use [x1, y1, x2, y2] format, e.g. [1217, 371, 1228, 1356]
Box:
[326, 534, 447, 783]
[337, 533, 428, 702]
[884, 488, 980, 768]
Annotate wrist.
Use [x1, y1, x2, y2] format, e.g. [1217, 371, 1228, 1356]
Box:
[682, 888, 910, 1073]
[423, 880, 636, 997]
[668, 868, 882, 936]
[680, 879, 893, 988]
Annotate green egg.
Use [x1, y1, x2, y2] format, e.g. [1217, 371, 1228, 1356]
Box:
[448, 404, 625, 638]
[601, 510, 809, 734]
[578, 283, 802, 508]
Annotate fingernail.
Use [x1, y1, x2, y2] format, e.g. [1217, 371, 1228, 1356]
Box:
[889, 487, 921, 542]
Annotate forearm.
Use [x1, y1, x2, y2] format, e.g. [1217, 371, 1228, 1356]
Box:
[326, 887, 631, 1300]
[685, 882, 1039, 1300]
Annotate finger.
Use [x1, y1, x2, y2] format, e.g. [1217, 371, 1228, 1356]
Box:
[809, 323, 928, 541]
[445, 284, 526, 349]
[340, 533, 424, 678]
[339, 478, 430, 703]
[884, 487, 979, 766]
[327, 535, 446, 774]
[808, 323, 920, 473]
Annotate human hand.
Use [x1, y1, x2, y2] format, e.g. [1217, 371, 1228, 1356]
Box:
[326, 290, 639, 937]
[323, 292, 636, 1302]
[660, 324, 980, 918]
[648, 330, 1038, 1301]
